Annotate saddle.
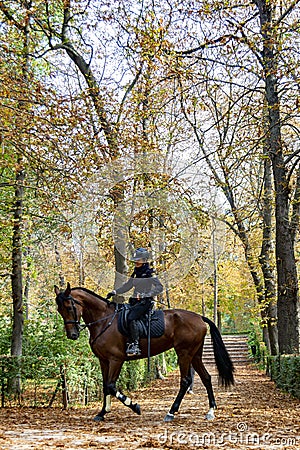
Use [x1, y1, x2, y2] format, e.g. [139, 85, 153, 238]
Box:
[117, 304, 165, 339]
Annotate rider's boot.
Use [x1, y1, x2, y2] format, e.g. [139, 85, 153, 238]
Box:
[127, 321, 141, 356]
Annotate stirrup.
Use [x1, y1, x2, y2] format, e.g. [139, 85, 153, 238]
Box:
[126, 342, 141, 356]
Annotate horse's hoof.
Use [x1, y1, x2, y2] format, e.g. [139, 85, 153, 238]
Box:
[93, 415, 104, 422]
[131, 403, 141, 415]
[164, 413, 174, 422]
[205, 407, 215, 420]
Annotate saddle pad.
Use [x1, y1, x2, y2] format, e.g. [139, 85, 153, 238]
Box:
[118, 307, 165, 339]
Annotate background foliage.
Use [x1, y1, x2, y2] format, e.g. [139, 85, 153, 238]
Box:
[1, 0, 300, 400]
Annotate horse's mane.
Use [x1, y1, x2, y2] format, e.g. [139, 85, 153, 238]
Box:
[71, 287, 112, 306]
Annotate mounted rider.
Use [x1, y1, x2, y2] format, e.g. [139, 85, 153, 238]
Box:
[107, 248, 163, 356]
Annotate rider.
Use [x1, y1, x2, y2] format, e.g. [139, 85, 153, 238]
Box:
[107, 248, 163, 356]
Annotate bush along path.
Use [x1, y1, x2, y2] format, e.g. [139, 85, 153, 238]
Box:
[0, 364, 299, 449]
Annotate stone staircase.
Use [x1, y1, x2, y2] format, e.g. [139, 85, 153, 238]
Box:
[202, 333, 249, 367]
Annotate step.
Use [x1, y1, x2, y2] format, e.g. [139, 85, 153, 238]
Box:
[202, 334, 250, 365]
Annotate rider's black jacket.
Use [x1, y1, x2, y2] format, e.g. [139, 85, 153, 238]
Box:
[114, 263, 163, 299]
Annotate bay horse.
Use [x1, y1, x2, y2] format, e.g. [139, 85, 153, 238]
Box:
[54, 283, 234, 422]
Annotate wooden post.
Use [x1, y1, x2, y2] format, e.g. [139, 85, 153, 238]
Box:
[1, 358, 5, 408]
[84, 376, 88, 406]
[60, 364, 68, 409]
[48, 379, 60, 408]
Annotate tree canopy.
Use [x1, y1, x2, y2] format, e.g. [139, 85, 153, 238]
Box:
[0, 0, 300, 359]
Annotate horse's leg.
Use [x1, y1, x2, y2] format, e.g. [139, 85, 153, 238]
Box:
[107, 382, 141, 416]
[164, 353, 192, 422]
[93, 359, 111, 422]
[192, 352, 217, 420]
[106, 359, 141, 416]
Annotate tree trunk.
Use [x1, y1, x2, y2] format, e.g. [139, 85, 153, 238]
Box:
[111, 183, 128, 297]
[10, 161, 25, 395]
[11, 160, 25, 359]
[54, 244, 65, 288]
[24, 247, 30, 321]
[259, 148, 278, 355]
[212, 220, 221, 330]
[254, 0, 300, 353]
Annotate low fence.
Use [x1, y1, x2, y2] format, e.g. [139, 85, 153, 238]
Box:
[0, 351, 177, 408]
[266, 354, 300, 399]
[0, 355, 102, 408]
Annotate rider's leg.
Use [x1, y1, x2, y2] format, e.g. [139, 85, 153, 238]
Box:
[126, 299, 152, 356]
[127, 320, 141, 356]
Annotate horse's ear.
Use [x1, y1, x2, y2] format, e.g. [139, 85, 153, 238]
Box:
[65, 282, 71, 296]
[54, 285, 60, 295]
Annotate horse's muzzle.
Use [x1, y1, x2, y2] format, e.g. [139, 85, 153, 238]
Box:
[66, 330, 80, 340]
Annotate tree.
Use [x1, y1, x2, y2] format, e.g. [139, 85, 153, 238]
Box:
[3, 0, 299, 359]
[253, 0, 300, 353]
[0, 0, 107, 362]
[27, 0, 202, 294]
[0, 2, 31, 369]
[161, 0, 300, 354]
[259, 129, 278, 355]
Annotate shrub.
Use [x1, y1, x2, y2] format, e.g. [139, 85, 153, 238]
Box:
[267, 355, 300, 399]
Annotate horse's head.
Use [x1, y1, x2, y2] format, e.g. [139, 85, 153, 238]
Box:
[54, 282, 83, 340]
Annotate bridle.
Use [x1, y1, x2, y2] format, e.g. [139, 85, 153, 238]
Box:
[61, 294, 84, 332]
[59, 292, 121, 338]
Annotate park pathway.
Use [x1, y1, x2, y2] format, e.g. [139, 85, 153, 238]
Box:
[0, 363, 299, 449]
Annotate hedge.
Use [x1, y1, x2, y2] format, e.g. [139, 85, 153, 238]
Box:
[266, 354, 300, 399]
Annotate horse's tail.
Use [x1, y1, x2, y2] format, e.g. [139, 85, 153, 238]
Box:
[202, 316, 235, 387]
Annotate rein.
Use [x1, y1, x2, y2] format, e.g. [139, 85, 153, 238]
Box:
[80, 311, 116, 331]
[62, 293, 121, 343]
[89, 305, 121, 348]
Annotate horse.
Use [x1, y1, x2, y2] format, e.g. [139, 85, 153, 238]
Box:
[54, 283, 234, 422]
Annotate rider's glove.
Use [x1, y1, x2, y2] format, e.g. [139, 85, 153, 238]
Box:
[106, 290, 116, 299]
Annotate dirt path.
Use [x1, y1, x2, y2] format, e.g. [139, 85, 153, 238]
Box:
[0, 364, 299, 449]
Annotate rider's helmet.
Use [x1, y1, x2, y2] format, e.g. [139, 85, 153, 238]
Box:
[131, 247, 150, 262]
